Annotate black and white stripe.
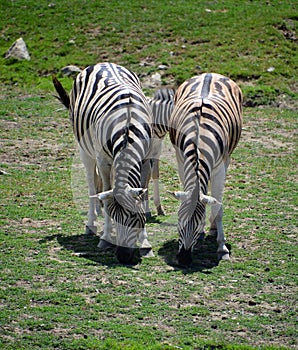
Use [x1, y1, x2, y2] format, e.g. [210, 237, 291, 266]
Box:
[145, 87, 175, 216]
[169, 73, 243, 266]
[148, 87, 175, 139]
[53, 62, 154, 263]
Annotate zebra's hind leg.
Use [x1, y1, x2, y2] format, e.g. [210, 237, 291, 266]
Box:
[209, 162, 230, 260]
[150, 140, 165, 216]
[141, 158, 152, 219]
[152, 159, 165, 216]
[80, 149, 99, 235]
[94, 166, 103, 217]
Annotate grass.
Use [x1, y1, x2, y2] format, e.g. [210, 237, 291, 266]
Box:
[1, 94, 297, 350]
[0, 0, 297, 349]
[0, 0, 297, 105]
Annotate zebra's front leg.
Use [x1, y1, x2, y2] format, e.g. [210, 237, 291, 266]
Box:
[210, 206, 230, 260]
[209, 162, 230, 260]
[98, 201, 116, 250]
[138, 227, 154, 258]
[139, 160, 154, 256]
[97, 162, 116, 250]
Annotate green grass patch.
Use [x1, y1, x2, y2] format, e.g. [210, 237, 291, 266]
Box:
[1, 98, 297, 348]
[0, 0, 297, 107]
[0, 1, 297, 349]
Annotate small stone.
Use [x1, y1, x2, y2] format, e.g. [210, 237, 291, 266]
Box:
[61, 65, 82, 77]
[5, 38, 30, 61]
[22, 218, 32, 224]
[151, 72, 161, 83]
[142, 72, 162, 89]
[158, 64, 168, 70]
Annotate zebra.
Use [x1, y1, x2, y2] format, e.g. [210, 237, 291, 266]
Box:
[145, 87, 175, 217]
[169, 73, 243, 266]
[53, 62, 154, 264]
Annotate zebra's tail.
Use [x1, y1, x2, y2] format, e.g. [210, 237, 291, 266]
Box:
[52, 76, 70, 109]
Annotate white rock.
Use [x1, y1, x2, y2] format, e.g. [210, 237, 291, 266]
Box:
[5, 38, 30, 61]
[158, 64, 168, 70]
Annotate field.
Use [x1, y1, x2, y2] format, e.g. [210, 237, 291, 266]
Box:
[0, 1, 297, 349]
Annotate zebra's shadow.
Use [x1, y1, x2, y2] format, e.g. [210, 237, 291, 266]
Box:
[41, 233, 141, 267]
[158, 236, 231, 273]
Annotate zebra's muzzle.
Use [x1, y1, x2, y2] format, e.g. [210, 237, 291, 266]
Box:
[116, 246, 135, 265]
[176, 246, 192, 267]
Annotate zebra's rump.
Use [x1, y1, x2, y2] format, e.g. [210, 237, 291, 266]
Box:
[170, 73, 243, 167]
[69, 63, 153, 160]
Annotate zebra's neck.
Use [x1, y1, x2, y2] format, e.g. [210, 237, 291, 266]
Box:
[183, 160, 208, 199]
[114, 151, 142, 191]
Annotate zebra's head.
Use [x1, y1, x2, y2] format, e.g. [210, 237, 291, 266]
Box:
[97, 185, 147, 264]
[170, 188, 221, 266]
[177, 198, 206, 267]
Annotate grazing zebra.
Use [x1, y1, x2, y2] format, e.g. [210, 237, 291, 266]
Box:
[53, 62, 154, 264]
[146, 87, 175, 216]
[169, 73, 243, 266]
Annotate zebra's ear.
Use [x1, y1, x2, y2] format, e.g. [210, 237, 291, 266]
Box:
[167, 190, 191, 201]
[90, 189, 114, 201]
[125, 185, 147, 199]
[200, 194, 221, 206]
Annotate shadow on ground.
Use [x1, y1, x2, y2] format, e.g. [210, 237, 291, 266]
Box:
[158, 235, 232, 274]
[41, 232, 231, 272]
[40, 233, 141, 267]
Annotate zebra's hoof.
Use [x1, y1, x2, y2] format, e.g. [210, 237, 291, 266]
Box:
[218, 252, 230, 261]
[140, 247, 154, 258]
[85, 225, 97, 235]
[157, 205, 165, 216]
[97, 239, 115, 250]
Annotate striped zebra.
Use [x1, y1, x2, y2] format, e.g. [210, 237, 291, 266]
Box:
[169, 73, 243, 266]
[53, 62, 154, 264]
[146, 87, 175, 216]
